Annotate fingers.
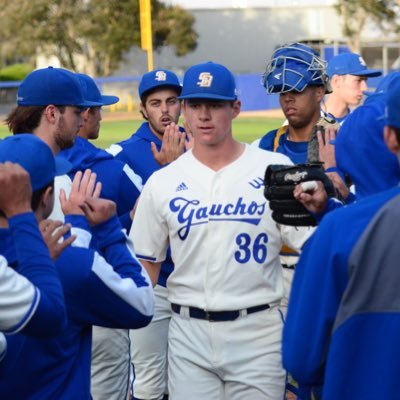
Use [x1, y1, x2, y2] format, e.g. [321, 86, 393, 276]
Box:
[61, 234, 77, 249]
[39, 219, 75, 260]
[79, 197, 117, 226]
[71, 170, 83, 193]
[184, 122, 194, 151]
[85, 169, 98, 197]
[150, 142, 161, 163]
[59, 188, 67, 209]
[93, 181, 102, 199]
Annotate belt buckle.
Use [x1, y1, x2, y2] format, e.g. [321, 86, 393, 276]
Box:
[205, 311, 212, 321]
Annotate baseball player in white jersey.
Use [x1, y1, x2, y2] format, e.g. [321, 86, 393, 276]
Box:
[130, 62, 313, 399]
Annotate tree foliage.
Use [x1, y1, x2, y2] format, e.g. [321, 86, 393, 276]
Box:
[334, 0, 399, 52]
[0, 0, 198, 76]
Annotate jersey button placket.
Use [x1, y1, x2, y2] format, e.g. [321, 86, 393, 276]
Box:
[205, 174, 223, 311]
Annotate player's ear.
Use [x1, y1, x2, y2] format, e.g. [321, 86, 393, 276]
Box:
[232, 100, 241, 119]
[139, 102, 148, 119]
[315, 86, 326, 102]
[384, 126, 400, 154]
[43, 105, 59, 125]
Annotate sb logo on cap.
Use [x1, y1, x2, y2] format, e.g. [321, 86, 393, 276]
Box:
[197, 72, 213, 88]
[155, 71, 167, 81]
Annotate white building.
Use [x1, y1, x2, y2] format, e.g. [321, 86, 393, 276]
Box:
[118, 0, 345, 75]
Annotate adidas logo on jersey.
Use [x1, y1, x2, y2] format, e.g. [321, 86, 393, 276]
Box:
[176, 182, 188, 191]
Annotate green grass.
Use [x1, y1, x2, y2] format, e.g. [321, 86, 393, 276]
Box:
[0, 116, 284, 149]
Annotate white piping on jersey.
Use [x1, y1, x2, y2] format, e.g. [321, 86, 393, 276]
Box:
[123, 164, 143, 191]
[106, 144, 123, 156]
[91, 252, 154, 316]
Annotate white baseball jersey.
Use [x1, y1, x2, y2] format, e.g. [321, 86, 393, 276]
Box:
[131, 144, 313, 311]
[49, 174, 72, 222]
[0, 254, 38, 361]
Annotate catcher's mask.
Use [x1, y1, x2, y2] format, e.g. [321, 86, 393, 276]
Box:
[262, 42, 329, 94]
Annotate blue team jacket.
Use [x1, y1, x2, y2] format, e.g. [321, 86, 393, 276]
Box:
[1, 213, 66, 337]
[107, 122, 178, 287]
[59, 137, 142, 231]
[335, 93, 400, 200]
[283, 186, 400, 400]
[0, 214, 153, 399]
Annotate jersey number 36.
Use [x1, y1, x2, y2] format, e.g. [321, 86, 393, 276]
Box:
[235, 233, 268, 264]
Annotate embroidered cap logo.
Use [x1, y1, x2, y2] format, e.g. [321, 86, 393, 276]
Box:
[359, 56, 367, 67]
[155, 71, 167, 81]
[197, 72, 213, 88]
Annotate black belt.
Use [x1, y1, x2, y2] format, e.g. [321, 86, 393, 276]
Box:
[171, 303, 270, 322]
[282, 264, 296, 270]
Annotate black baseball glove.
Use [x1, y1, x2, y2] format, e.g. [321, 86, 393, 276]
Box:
[264, 163, 336, 226]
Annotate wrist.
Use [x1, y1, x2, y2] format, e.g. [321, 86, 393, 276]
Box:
[3, 204, 32, 218]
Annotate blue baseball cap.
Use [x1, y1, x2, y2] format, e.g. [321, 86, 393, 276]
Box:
[17, 67, 102, 107]
[327, 53, 382, 78]
[179, 62, 237, 101]
[0, 134, 72, 191]
[76, 73, 119, 106]
[385, 74, 400, 129]
[139, 69, 182, 99]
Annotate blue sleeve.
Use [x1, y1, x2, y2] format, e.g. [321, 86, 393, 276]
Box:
[282, 213, 350, 385]
[58, 215, 153, 329]
[258, 130, 277, 151]
[119, 212, 132, 232]
[312, 198, 344, 224]
[8, 213, 66, 336]
[115, 167, 141, 228]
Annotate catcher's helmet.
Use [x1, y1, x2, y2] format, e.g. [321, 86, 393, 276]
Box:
[262, 42, 328, 94]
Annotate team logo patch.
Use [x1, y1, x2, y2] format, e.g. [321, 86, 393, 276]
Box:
[197, 72, 213, 88]
[284, 170, 308, 183]
[176, 182, 188, 191]
[359, 56, 367, 67]
[155, 71, 167, 81]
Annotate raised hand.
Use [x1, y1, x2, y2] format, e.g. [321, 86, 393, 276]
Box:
[60, 169, 102, 216]
[79, 197, 117, 226]
[39, 219, 76, 260]
[317, 126, 337, 170]
[183, 120, 194, 151]
[151, 122, 187, 165]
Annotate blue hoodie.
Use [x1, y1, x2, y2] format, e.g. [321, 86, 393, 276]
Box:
[283, 186, 400, 400]
[107, 122, 178, 287]
[0, 214, 153, 399]
[59, 137, 142, 231]
[335, 93, 400, 200]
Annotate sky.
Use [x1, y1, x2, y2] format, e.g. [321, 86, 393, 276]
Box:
[162, 0, 335, 9]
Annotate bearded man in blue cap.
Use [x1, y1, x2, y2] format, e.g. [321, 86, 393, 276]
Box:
[6, 66, 101, 221]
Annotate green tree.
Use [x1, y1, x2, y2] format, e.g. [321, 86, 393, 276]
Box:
[334, 0, 399, 53]
[0, 0, 198, 76]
